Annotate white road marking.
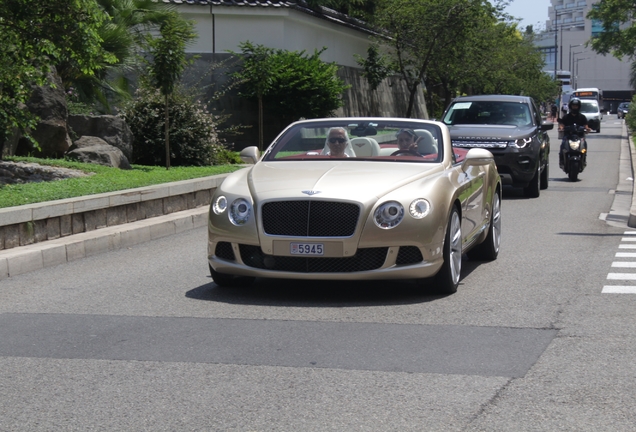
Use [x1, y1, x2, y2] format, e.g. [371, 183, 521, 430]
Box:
[603, 286, 636, 294]
[624, 231, 636, 235]
[621, 237, 636, 242]
[618, 244, 636, 249]
[612, 262, 636, 268]
[616, 252, 636, 257]
[607, 273, 636, 280]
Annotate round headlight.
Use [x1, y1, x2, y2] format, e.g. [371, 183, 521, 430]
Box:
[213, 195, 228, 215]
[511, 137, 532, 148]
[229, 198, 251, 226]
[374, 201, 404, 229]
[409, 198, 431, 219]
[569, 139, 580, 150]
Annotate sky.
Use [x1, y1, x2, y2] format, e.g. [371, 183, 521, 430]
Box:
[504, 0, 552, 31]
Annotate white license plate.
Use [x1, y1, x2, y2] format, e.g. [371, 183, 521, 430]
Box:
[290, 243, 324, 255]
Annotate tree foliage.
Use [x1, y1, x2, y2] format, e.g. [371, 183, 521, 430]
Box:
[233, 42, 349, 138]
[146, 12, 196, 169]
[62, 0, 177, 112]
[371, 0, 495, 117]
[0, 0, 111, 152]
[587, 0, 636, 59]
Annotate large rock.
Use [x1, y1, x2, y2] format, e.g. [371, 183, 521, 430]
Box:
[66, 136, 131, 170]
[68, 115, 133, 161]
[15, 69, 72, 158]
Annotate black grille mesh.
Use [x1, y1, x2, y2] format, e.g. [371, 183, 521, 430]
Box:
[239, 244, 387, 273]
[396, 246, 423, 265]
[262, 201, 360, 237]
[215, 242, 235, 261]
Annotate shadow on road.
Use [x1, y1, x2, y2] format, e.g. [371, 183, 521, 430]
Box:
[186, 256, 483, 307]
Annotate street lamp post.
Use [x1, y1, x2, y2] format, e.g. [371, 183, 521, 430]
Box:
[569, 43, 583, 73]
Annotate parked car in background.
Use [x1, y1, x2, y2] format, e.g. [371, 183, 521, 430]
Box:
[580, 99, 603, 133]
[207, 118, 502, 294]
[442, 95, 553, 198]
[617, 102, 630, 119]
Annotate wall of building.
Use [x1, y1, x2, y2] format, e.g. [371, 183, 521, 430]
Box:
[545, 0, 632, 95]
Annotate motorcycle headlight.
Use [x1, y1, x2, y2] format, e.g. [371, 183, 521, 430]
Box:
[229, 198, 252, 226]
[510, 137, 533, 148]
[212, 195, 228, 215]
[374, 201, 404, 229]
[409, 198, 431, 219]
[569, 140, 580, 150]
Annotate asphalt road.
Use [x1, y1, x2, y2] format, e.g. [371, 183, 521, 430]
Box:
[1, 117, 635, 431]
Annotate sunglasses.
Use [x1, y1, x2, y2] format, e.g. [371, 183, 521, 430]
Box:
[328, 137, 346, 144]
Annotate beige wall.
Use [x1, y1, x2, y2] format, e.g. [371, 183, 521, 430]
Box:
[177, 4, 372, 68]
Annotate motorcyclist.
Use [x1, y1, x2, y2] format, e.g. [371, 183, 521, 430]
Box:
[558, 98, 590, 168]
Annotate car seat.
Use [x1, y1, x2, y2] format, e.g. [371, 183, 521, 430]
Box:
[350, 137, 380, 157]
[414, 129, 438, 156]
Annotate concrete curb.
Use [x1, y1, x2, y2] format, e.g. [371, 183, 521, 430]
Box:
[0, 206, 209, 281]
[626, 125, 636, 228]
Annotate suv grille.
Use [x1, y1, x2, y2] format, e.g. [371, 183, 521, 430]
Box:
[262, 201, 360, 237]
[452, 140, 508, 149]
[239, 244, 387, 273]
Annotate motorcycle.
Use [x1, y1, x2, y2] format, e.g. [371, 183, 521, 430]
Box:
[560, 124, 587, 181]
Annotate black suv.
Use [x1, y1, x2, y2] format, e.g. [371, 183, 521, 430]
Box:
[617, 102, 630, 119]
[442, 95, 554, 198]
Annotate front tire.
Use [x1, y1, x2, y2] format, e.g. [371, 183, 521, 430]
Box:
[568, 160, 579, 181]
[467, 190, 501, 261]
[209, 265, 255, 287]
[431, 206, 462, 294]
[540, 159, 549, 190]
[523, 167, 540, 198]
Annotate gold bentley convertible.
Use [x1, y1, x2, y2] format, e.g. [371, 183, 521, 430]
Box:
[208, 118, 501, 294]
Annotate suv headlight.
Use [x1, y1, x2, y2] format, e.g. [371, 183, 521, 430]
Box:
[229, 198, 252, 226]
[374, 201, 404, 229]
[510, 137, 532, 148]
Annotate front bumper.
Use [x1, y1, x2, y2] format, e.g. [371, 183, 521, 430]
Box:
[208, 241, 444, 281]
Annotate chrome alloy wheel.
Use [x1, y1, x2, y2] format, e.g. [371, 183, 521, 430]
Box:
[449, 210, 462, 285]
[491, 193, 501, 253]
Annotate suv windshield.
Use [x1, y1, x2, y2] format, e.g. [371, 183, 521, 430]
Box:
[443, 101, 533, 127]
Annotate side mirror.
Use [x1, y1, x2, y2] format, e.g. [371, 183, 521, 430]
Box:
[540, 121, 554, 131]
[462, 148, 494, 167]
[240, 146, 260, 165]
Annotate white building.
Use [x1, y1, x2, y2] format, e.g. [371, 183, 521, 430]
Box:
[537, 0, 633, 110]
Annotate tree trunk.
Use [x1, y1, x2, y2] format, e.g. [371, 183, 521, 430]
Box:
[165, 94, 170, 170]
[258, 95, 263, 151]
[405, 83, 419, 118]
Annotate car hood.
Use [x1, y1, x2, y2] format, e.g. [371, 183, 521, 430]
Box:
[242, 161, 441, 202]
[446, 124, 536, 140]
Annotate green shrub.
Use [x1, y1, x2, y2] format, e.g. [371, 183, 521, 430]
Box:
[626, 95, 636, 134]
[121, 87, 226, 166]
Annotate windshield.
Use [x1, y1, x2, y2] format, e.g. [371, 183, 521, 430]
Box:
[443, 101, 533, 127]
[262, 120, 446, 163]
[580, 101, 599, 114]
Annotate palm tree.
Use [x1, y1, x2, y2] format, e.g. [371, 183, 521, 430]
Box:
[58, 0, 176, 112]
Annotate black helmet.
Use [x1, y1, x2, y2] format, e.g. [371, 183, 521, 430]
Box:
[568, 98, 581, 113]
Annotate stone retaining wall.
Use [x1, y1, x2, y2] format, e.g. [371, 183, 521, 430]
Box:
[0, 174, 229, 250]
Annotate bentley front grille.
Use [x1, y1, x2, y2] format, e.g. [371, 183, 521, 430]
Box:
[239, 244, 387, 273]
[262, 201, 360, 237]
